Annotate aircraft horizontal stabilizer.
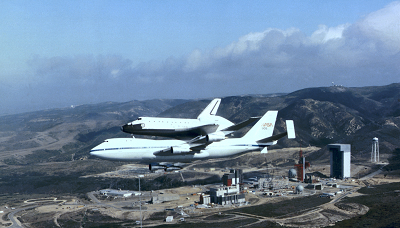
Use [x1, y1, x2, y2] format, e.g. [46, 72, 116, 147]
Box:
[257, 132, 287, 143]
[257, 119, 295, 143]
[286, 120, 295, 139]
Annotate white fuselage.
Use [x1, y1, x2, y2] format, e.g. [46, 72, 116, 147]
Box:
[121, 98, 229, 139]
[90, 137, 265, 162]
[91, 110, 292, 164]
[126, 116, 233, 130]
[121, 116, 234, 139]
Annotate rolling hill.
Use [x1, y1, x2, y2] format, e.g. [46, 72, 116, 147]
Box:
[0, 83, 399, 166]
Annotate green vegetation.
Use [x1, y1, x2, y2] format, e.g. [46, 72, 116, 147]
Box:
[151, 218, 259, 228]
[231, 195, 330, 218]
[384, 148, 400, 172]
[55, 210, 127, 228]
[0, 160, 219, 205]
[334, 182, 400, 227]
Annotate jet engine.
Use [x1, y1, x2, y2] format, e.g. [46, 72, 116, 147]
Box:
[165, 166, 181, 171]
[149, 163, 165, 171]
[149, 162, 184, 172]
[165, 163, 184, 171]
[206, 131, 226, 142]
[170, 146, 192, 154]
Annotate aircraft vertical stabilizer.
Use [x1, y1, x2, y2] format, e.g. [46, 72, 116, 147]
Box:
[197, 98, 221, 119]
[242, 111, 278, 141]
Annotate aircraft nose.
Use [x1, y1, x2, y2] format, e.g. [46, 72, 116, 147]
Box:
[90, 150, 99, 157]
[90, 150, 106, 159]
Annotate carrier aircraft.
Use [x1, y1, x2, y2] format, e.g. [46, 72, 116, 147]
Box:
[90, 110, 296, 171]
[121, 98, 259, 140]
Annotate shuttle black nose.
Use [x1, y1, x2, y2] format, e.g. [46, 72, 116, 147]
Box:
[121, 124, 129, 133]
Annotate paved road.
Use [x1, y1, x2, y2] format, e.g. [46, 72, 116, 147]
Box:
[360, 163, 388, 181]
[7, 206, 37, 228]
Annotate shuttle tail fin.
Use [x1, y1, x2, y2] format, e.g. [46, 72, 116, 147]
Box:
[197, 98, 221, 119]
[242, 111, 278, 141]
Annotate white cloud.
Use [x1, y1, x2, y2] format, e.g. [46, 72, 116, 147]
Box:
[1, 2, 399, 116]
[350, 1, 400, 53]
[311, 24, 350, 43]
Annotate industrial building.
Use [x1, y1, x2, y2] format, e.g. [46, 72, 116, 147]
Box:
[209, 185, 245, 205]
[222, 169, 243, 186]
[151, 194, 180, 204]
[328, 144, 351, 179]
[99, 189, 140, 198]
[200, 194, 211, 204]
[165, 216, 173, 222]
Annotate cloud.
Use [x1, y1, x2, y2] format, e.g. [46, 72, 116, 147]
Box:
[1, 2, 399, 115]
[350, 1, 400, 53]
[311, 24, 350, 43]
[26, 55, 133, 84]
[174, 2, 400, 90]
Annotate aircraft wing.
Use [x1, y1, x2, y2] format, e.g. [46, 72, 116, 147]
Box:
[188, 143, 209, 151]
[153, 147, 174, 156]
[155, 117, 261, 153]
[153, 145, 200, 156]
[152, 123, 226, 155]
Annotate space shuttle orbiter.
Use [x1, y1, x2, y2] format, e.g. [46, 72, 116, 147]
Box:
[121, 98, 259, 140]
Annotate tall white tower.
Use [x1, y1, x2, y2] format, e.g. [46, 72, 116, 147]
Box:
[371, 137, 379, 163]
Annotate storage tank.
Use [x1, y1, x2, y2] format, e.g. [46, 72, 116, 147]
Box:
[289, 169, 297, 178]
[296, 185, 304, 194]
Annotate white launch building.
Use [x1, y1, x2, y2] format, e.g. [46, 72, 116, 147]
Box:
[328, 144, 351, 179]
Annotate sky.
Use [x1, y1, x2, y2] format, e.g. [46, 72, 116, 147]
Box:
[1, 1, 399, 115]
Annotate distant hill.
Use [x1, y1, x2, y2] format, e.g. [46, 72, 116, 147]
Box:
[0, 83, 399, 165]
[0, 99, 188, 164]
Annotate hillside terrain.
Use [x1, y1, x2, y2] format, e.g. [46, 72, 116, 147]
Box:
[0, 83, 399, 166]
[0, 83, 399, 227]
[0, 99, 188, 163]
[160, 83, 400, 163]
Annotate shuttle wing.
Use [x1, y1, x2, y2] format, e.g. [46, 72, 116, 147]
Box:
[186, 117, 262, 150]
[221, 117, 260, 133]
[175, 124, 219, 136]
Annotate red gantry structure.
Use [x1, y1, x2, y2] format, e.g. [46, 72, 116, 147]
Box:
[294, 149, 310, 182]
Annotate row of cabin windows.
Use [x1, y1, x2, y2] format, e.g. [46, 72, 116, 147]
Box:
[148, 120, 190, 124]
[137, 118, 191, 124]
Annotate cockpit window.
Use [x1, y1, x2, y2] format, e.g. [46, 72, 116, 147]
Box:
[137, 117, 142, 120]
